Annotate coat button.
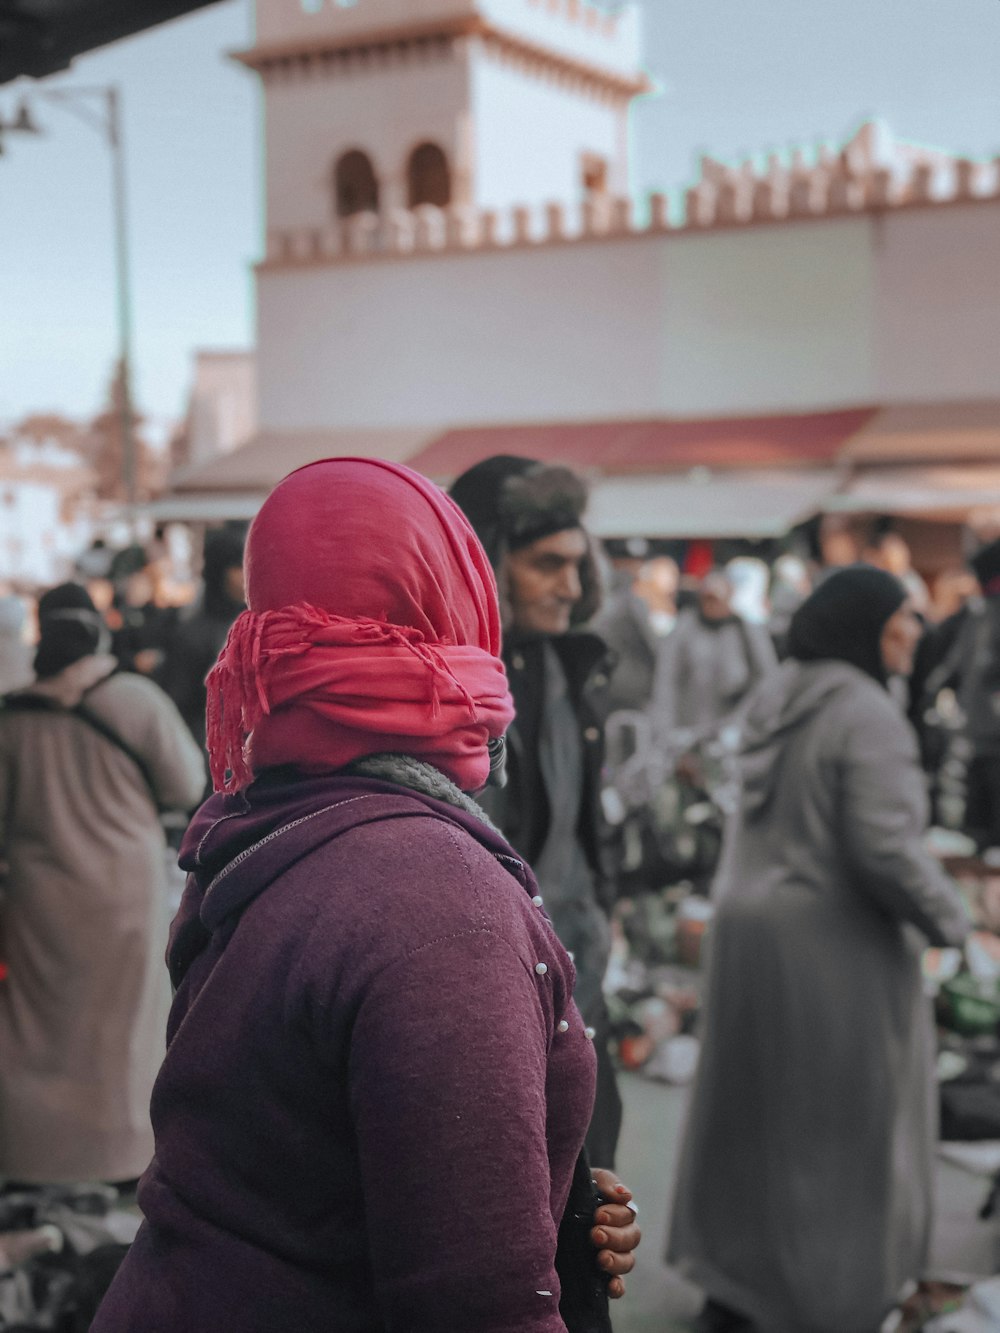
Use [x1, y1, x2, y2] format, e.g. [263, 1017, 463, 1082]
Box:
[584, 1027, 596, 1040]
[584, 726, 599, 742]
[535, 963, 548, 976]
[532, 895, 544, 908]
[557, 1020, 570, 1033]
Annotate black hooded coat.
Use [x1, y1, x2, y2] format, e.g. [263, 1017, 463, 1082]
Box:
[160, 530, 245, 749]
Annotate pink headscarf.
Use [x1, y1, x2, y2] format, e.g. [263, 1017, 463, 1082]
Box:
[205, 458, 514, 793]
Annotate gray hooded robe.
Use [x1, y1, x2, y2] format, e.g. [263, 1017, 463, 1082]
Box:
[667, 658, 970, 1333]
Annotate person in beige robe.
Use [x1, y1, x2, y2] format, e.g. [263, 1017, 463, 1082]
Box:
[0, 583, 205, 1184]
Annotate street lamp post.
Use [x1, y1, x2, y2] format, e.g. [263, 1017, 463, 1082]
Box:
[1, 86, 138, 524]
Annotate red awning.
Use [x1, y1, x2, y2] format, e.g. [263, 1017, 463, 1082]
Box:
[407, 408, 877, 481]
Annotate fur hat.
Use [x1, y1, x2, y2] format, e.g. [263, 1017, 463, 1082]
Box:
[449, 455, 600, 628]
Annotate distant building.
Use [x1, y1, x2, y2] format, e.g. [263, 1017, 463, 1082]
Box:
[0, 425, 96, 587]
[165, 0, 1000, 569]
[171, 350, 257, 471]
[245, 0, 644, 225]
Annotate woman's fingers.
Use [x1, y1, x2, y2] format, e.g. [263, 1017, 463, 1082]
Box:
[589, 1168, 641, 1296]
[591, 1220, 641, 1258]
[590, 1168, 633, 1203]
[593, 1202, 638, 1234]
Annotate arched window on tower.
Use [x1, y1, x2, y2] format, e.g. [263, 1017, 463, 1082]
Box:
[581, 153, 609, 198]
[407, 143, 452, 209]
[334, 150, 379, 218]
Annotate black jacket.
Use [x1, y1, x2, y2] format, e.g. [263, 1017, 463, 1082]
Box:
[482, 630, 616, 913]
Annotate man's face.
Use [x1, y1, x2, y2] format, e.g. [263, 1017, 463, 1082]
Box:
[699, 573, 733, 621]
[880, 599, 922, 679]
[505, 528, 588, 637]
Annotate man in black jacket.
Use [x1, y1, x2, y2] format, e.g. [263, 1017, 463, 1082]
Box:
[912, 534, 1000, 849]
[161, 527, 246, 754]
[450, 456, 622, 1169]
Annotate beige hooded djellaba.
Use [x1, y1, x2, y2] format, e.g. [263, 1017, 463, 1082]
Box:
[667, 659, 971, 1333]
[0, 657, 205, 1183]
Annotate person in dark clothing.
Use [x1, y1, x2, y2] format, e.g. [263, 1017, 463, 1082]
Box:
[910, 535, 1000, 848]
[955, 538, 1000, 848]
[111, 565, 178, 678]
[450, 456, 623, 1170]
[160, 527, 245, 751]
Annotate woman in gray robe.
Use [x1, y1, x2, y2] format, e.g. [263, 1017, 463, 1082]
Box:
[667, 565, 972, 1333]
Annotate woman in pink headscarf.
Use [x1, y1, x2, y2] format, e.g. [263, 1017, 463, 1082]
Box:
[95, 459, 637, 1333]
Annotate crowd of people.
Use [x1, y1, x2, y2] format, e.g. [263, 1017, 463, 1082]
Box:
[0, 455, 996, 1331]
[597, 525, 1000, 876]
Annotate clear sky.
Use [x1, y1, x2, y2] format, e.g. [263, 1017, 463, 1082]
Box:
[1, 0, 999, 432]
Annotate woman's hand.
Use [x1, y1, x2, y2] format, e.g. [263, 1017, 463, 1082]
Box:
[590, 1168, 641, 1299]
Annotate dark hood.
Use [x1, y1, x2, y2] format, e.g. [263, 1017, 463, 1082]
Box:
[787, 563, 906, 688]
[739, 659, 864, 817]
[201, 527, 246, 619]
[170, 770, 529, 988]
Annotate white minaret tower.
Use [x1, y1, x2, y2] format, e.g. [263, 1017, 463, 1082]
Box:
[238, 0, 647, 235]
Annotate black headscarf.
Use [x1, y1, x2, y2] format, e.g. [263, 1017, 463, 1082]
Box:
[787, 564, 907, 687]
[33, 583, 110, 680]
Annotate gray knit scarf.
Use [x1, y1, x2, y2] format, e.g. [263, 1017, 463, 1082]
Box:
[347, 753, 502, 839]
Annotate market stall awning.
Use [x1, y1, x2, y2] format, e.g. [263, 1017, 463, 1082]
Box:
[587, 469, 843, 540]
[841, 401, 1000, 464]
[405, 409, 876, 481]
[826, 464, 1000, 521]
[167, 426, 440, 495]
[141, 493, 266, 524]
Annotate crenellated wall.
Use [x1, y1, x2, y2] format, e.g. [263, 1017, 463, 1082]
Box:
[254, 116, 1000, 437]
[260, 148, 1000, 269]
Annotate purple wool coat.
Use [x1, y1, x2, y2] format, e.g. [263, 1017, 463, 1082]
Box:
[94, 773, 596, 1332]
